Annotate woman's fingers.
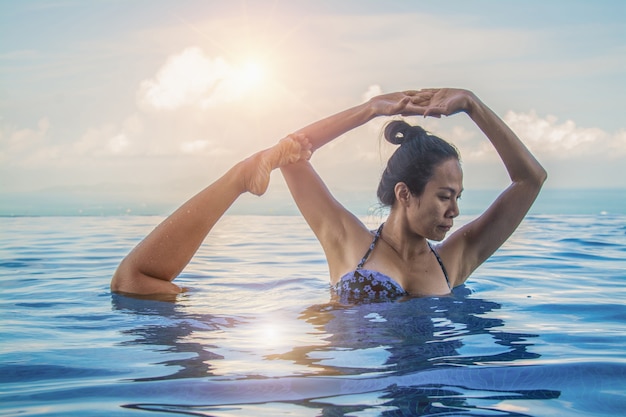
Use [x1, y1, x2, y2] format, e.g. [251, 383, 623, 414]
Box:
[379, 89, 455, 118]
[423, 107, 443, 118]
[288, 133, 313, 161]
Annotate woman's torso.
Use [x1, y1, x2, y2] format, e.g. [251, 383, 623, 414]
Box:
[332, 223, 451, 301]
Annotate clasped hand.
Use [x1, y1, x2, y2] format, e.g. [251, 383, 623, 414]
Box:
[370, 88, 475, 118]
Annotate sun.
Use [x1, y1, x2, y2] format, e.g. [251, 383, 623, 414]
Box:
[203, 56, 269, 102]
[241, 61, 265, 84]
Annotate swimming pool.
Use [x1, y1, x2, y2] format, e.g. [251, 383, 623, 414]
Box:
[1, 214, 625, 416]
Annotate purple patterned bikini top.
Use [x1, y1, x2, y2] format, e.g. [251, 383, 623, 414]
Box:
[332, 223, 450, 301]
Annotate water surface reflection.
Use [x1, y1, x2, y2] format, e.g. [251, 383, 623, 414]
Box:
[269, 287, 540, 376]
[112, 288, 557, 415]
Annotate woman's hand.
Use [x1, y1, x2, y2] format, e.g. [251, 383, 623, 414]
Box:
[294, 88, 476, 152]
[368, 92, 415, 117]
[410, 88, 476, 118]
[369, 88, 476, 118]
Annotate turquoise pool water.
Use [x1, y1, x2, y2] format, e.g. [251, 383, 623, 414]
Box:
[1, 214, 625, 416]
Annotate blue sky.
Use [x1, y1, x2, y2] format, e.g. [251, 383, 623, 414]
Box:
[1, 0, 624, 214]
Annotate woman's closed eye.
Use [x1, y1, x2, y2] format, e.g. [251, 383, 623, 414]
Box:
[438, 193, 461, 202]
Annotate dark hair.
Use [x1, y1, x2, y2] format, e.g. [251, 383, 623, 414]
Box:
[377, 120, 460, 206]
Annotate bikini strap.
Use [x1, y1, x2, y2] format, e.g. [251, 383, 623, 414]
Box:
[428, 242, 451, 289]
[356, 223, 385, 270]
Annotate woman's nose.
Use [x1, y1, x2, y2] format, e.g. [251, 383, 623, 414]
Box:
[448, 200, 459, 218]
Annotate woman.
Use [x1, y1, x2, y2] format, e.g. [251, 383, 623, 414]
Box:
[281, 88, 547, 299]
[110, 136, 312, 296]
[112, 87, 545, 300]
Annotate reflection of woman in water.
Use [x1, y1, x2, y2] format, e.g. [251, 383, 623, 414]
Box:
[269, 293, 540, 377]
[111, 88, 546, 300]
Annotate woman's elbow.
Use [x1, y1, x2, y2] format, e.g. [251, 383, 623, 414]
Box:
[110, 258, 140, 294]
[524, 159, 547, 189]
[110, 263, 129, 294]
[536, 165, 548, 188]
[110, 260, 182, 296]
[534, 165, 548, 188]
[515, 165, 547, 196]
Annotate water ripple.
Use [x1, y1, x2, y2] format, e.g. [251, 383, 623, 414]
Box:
[1, 214, 625, 416]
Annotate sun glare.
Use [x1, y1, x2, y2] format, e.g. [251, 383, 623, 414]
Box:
[233, 59, 266, 90]
[140, 47, 273, 110]
[260, 323, 282, 347]
[242, 61, 264, 84]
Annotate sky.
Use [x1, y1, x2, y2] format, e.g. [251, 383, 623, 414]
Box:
[1, 0, 625, 215]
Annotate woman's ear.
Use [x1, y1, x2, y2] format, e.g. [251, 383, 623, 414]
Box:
[394, 182, 412, 206]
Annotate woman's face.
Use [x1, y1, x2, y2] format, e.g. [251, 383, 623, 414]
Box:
[410, 158, 463, 241]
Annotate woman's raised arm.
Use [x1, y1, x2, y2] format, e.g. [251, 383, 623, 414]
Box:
[280, 92, 423, 280]
[414, 88, 547, 286]
[294, 92, 422, 150]
[111, 137, 311, 297]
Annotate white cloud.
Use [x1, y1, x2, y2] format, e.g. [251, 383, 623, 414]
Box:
[504, 110, 625, 159]
[109, 133, 130, 154]
[0, 117, 54, 166]
[138, 47, 230, 110]
[362, 84, 383, 102]
[4, 117, 50, 148]
[68, 114, 145, 157]
[71, 124, 116, 156]
[107, 114, 143, 154]
[180, 139, 209, 154]
[137, 46, 267, 111]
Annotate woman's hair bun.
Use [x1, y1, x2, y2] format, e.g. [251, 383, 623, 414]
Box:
[384, 120, 426, 145]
